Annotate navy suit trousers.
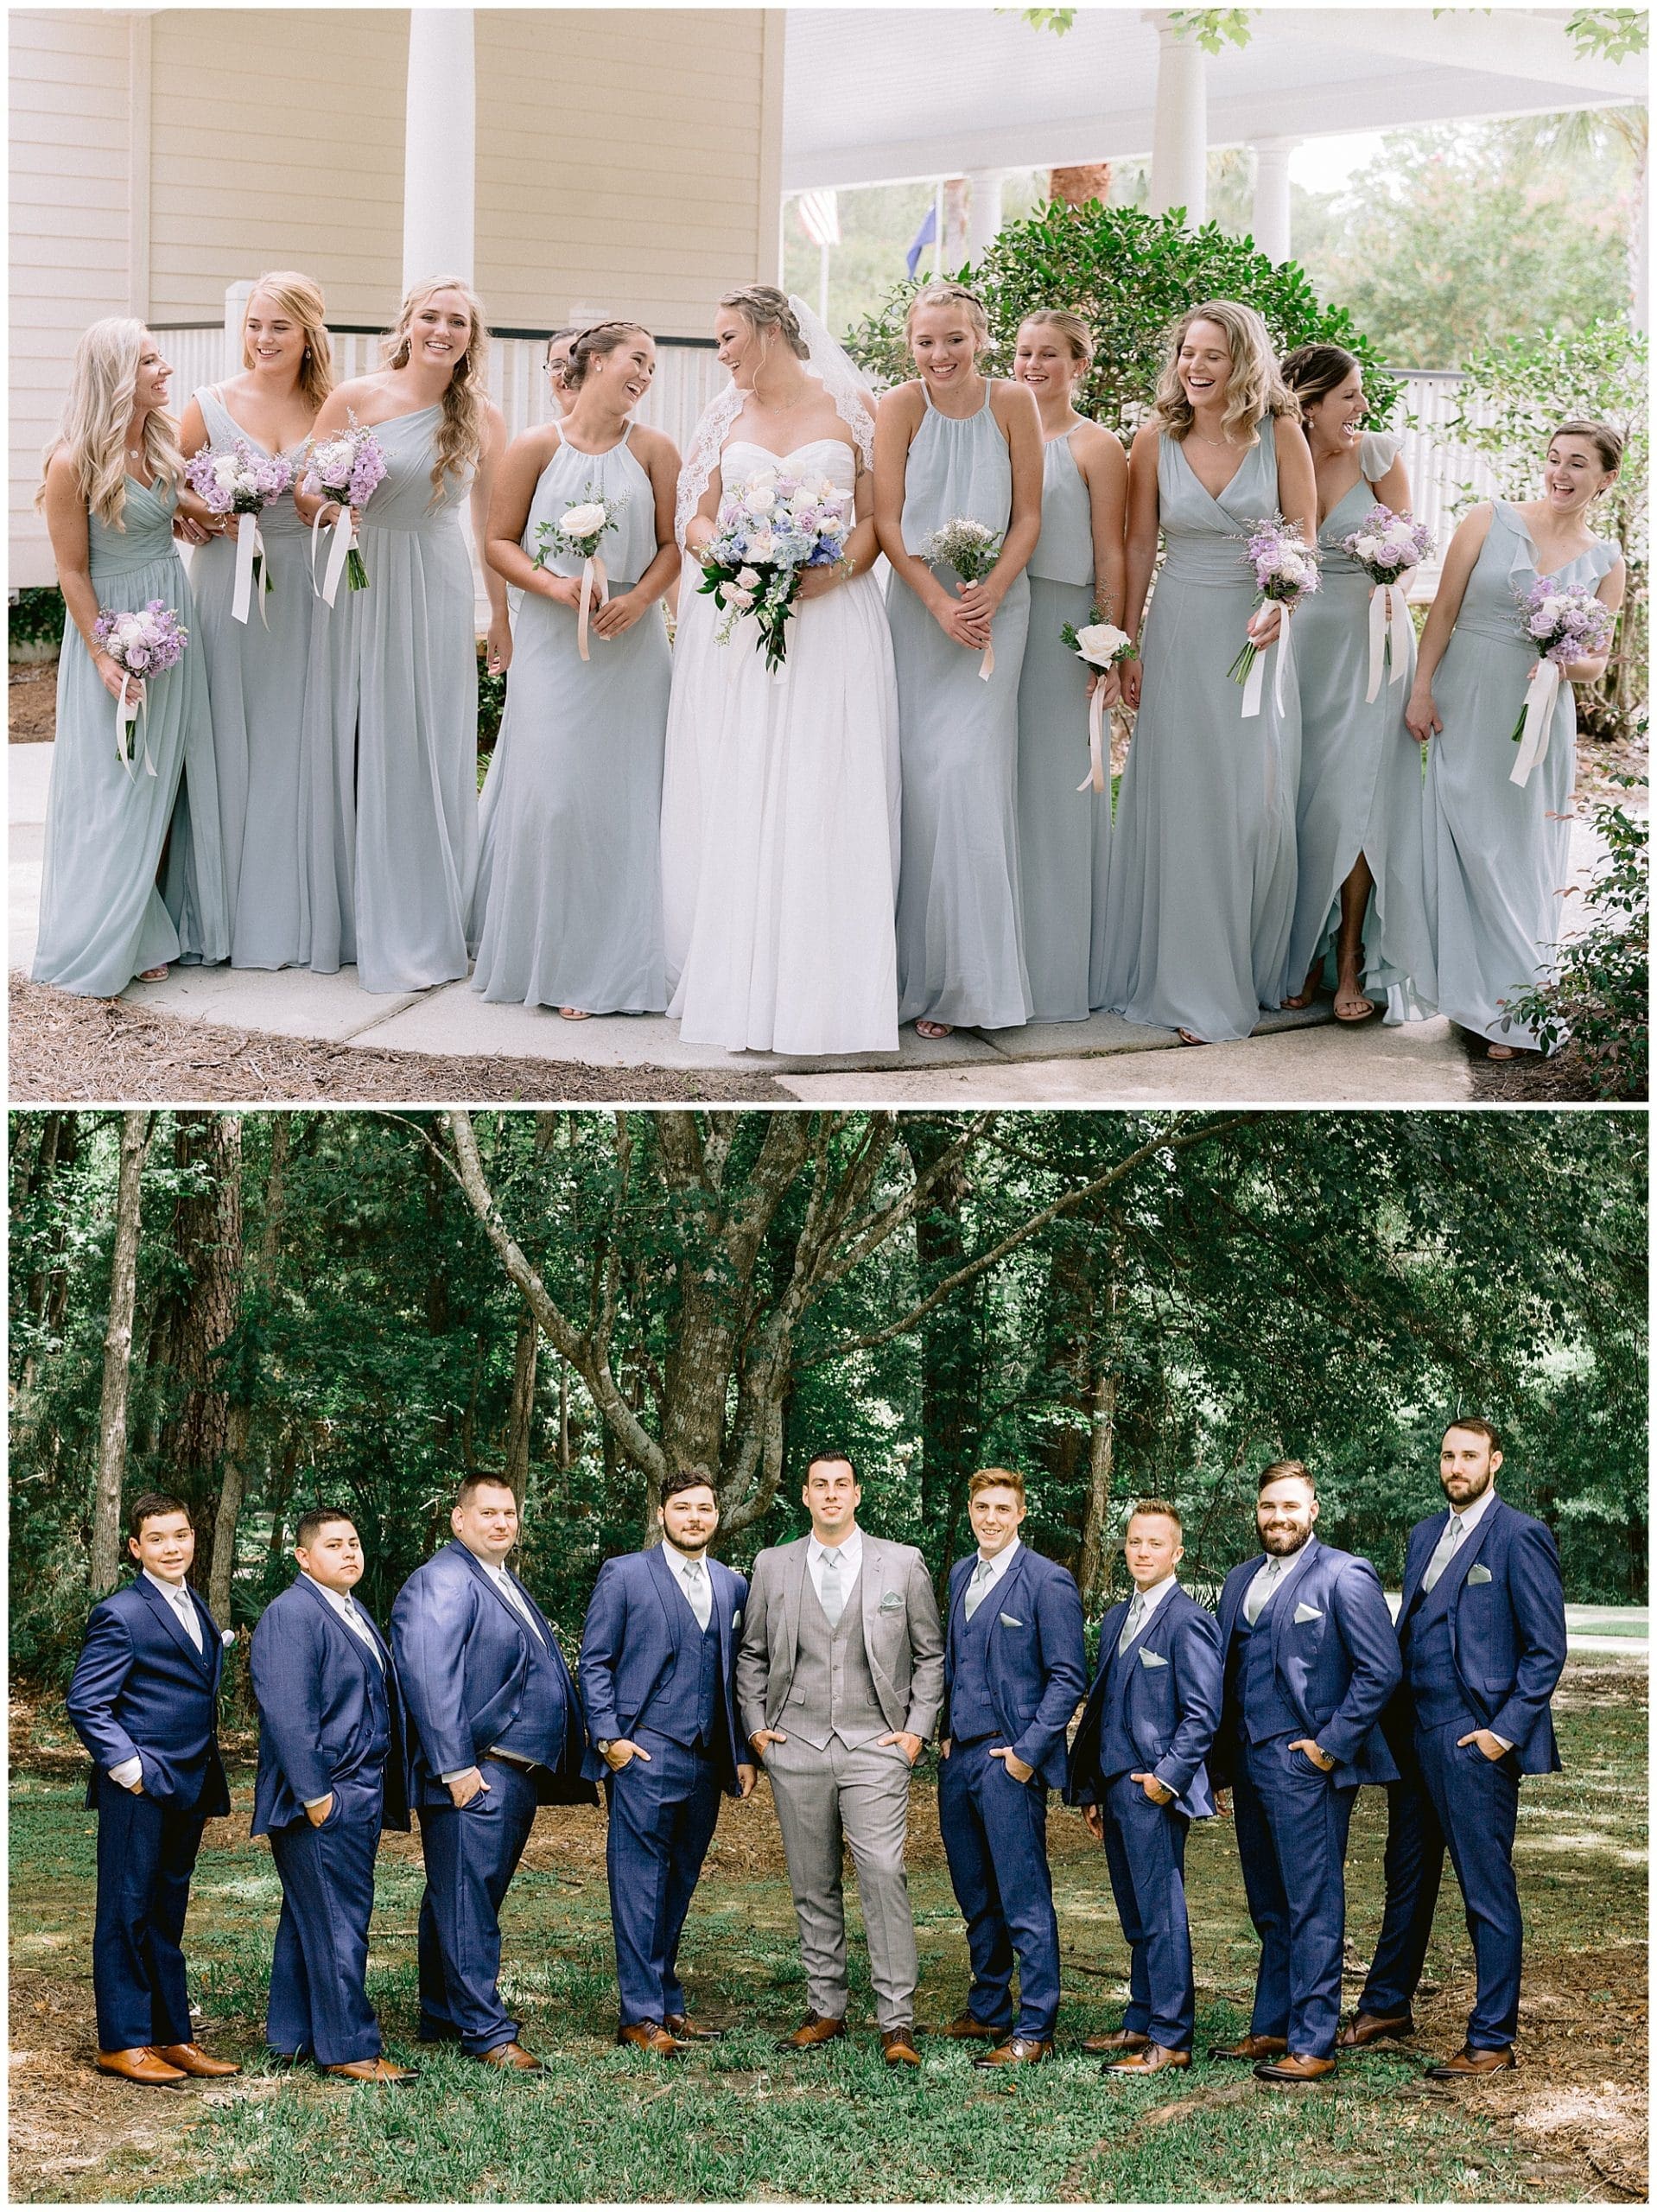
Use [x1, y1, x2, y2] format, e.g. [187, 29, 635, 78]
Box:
[1233, 1738, 1355, 2057]
[92, 1772, 206, 2051]
[267, 1777, 385, 2066]
[938, 1739, 1060, 2039]
[1101, 1775, 1195, 2049]
[1360, 1719, 1523, 2049]
[416, 1758, 539, 2054]
[605, 1728, 722, 2026]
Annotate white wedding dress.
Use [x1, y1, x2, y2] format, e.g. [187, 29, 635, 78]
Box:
[663, 432, 901, 1055]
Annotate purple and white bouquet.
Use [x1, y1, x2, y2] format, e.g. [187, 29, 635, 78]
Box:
[184, 439, 293, 625]
[1507, 576, 1616, 786]
[1228, 518, 1318, 717]
[921, 517, 1006, 680]
[92, 599, 187, 773]
[1061, 613, 1137, 793]
[1341, 504, 1433, 699]
[697, 467, 851, 673]
[300, 418, 387, 601]
[534, 483, 627, 660]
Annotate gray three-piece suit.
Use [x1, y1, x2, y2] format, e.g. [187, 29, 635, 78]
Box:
[736, 1533, 944, 2031]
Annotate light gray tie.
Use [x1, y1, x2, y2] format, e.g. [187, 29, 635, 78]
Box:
[818, 1549, 846, 1627]
[682, 1559, 712, 1632]
[342, 1594, 384, 1669]
[1421, 1513, 1467, 1594]
[962, 1558, 994, 1623]
[494, 1569, 548, 1647]
[1118, 1592, 1146, 1655]
[1243, 1558, 1282, 1628]
[171, 1586, 203, 1653]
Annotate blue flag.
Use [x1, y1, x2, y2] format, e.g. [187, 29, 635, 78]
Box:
[905, 205, 937, 280]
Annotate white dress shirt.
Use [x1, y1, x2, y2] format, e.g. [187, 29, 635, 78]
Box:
[808, 1527, 864, 1611]
[109, 1573, 203, 1790]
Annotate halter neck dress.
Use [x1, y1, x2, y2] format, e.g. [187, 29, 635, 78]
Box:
[32, 472, 228, 995]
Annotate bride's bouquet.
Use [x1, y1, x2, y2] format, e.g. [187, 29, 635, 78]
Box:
[92, 599, 187, 775]
[534, 485, 627, 661]
[1228, 518, 1318, 717]
[1062, 613, 1137, 793]
[921, 517, 1004, 680]
[698, 467, 851, 673]
[1340, 504, 1433, 701]
[1508, 576, 1616, 787]
[300, 417, 387, 603]
[184, 439, 293, 626]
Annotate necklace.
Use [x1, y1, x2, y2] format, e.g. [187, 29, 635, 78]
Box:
[1191, 426, 1235, 451]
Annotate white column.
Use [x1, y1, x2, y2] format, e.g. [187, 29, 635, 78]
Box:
[1147, 15, 1207, 228]
[966, 168, 1007, 264]
[402, 9, 475, 289]
[1249, 138, 1297, 263]
[223, 280, 254, 378]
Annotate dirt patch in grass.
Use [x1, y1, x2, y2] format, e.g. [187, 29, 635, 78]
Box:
[10, 660, 59, 741]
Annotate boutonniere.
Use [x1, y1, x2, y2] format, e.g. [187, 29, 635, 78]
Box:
[220, 1629, 238, 1648]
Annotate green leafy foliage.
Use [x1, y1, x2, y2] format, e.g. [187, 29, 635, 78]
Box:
[1166, 7, 1254, 53]
[1566, 7, 1649, 61]
[476, 640, 506, 755]
[9, 586, 64, 653]
[844, 200, 1401, 437]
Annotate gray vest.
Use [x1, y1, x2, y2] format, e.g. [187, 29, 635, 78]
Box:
[787, 1567, 888, 1751]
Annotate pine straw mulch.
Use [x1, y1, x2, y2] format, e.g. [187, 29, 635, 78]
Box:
[9, 658, 59, 741]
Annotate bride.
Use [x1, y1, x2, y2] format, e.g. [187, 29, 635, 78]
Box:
[661, 285, 900, 1056]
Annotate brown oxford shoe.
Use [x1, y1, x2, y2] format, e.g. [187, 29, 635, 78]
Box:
[776, 2011, 847, 2052]
[1425, 2044, 1515, 2080]
[1106, 2044, 1190, 2075]
[616, 2022, 682, 2058]
[97, 2046, 187, 2086]
[1082, 2026, 1151, 2055]
[974, 2035, 1054, 2068]
[151, 2042, 241, 2078]
[472, 2039, 546, 2072]
[1208, 2032, 1288, 2062]
[934, 2012, 1009, 2042]
[1254, 2052, 1338, 2084]
[1336, 2011, 1415, 2050]
[321, 2056, 420, 2085]
[880, 2027, 923, 2068]
[662, 2013, 724, 2042]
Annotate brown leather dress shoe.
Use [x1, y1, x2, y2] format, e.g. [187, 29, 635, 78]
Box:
[662, 2013, 723, 2042]
[934, 2011, 1009, 2042]
[1425, 2044, 1515, 2079]
[1082, 2027, 1151, 2055]
[776, 2011, 847, 2052]
[97, 2047, 187, 2086]
[880, 2027, 923, 2067]
[472, 2040, 546, 2072]
[1208, 2032, 1288, 2061]
[321, 2056, 420, 2084]
[616, 2022, 682, 2057]
[974, 2035, 1054, 2068]
[152, 2042, 241, 2078]
[1106, 2044, 1190, 2075]
[1336, 2011, 1414, 2050]
[1254, 2052, 1338, 2083]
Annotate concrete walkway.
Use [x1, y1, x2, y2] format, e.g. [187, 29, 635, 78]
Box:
[2, 736, 1498, 1102]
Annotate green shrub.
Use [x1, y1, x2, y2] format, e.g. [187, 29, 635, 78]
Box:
[10, 586, 64, 653]
[477, 641, 506, 757]
[844, 200, 1402, 436]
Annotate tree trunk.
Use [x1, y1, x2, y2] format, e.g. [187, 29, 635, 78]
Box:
[1050, 162, 1114, 208]
[90, 1112, 152, 1598]
[505, 1307, 538, 1504]
[1076, 1230, 1125, 1610]
[152, 1112, 244, 1594]
[902, 1122, 980, 1592]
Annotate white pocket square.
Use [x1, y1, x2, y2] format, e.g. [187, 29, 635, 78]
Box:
[999, 1611, 1024, 1629]
[1465, 1564, 1493, 1585]
[1294, 1602, 1324, 1624]
[879, 1591, 904, 1612]
[1139, 1648, 1169, 1669]
[732, 1609, 743, 1629]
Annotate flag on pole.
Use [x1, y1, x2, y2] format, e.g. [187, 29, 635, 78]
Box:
[905, 204, 937, 279]
[797, 189, 840, 248]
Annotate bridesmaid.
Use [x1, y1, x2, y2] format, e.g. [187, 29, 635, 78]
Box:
[1411, 421, 1625, 1058]
[1101, 301, 1316, 1046]
[543, 327, 577, 418]
[179, 270, 330, 970]
[32, 319, 228, 996]
[1010, 310, 1127, 1021]
[472, 322, 680, 1016]
[875, 282, 1043, 1038]
[1279, 343, 1436, 1024]
[297, 274, 509, 994]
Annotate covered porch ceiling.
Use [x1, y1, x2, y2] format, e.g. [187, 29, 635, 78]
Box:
[780, 6, 1642, 191]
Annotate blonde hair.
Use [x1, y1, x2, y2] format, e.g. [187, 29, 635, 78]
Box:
[1018, 308, 1095, 369]
[385, 274, 491, 509]
[905, 282, 990, 348]
[718, 285, 809, 360]
[244, 270, 333, 411]
[1151, 300, 1295, 447]
[37, 317, 183, 529]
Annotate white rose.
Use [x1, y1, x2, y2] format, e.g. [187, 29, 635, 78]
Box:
[749, 531, 775, 560]
[560, 501, 608, 538]
[1075, 622, 1130, 666]
[1353, 536, 1381, 563]
[212, 456, 238, 486]
[746, 486, 777, 515]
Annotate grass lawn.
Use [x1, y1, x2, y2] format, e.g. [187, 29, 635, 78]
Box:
[9, 1655, 1646, 2202]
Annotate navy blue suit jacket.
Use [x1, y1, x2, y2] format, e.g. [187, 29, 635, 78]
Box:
[577, 1547, 749, 1793]
[250, 1576, 410, 1837]
[1067, 1585, 1222, 1819]
[66, 1574, 231, 1815]
[1395, 1494, 1565, 1775]
[390, 1541, 595, 1809]
[1212, 1536, 1402, 1789]
[940, 1545, 1088, 1793]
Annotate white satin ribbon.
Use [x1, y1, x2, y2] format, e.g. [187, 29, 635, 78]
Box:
[310, 504, 354, 607]
[114, 674, 157, 779]
[1364, 583, 1413, 702]
[1241, 640, 1266, 720]
[1274, 602, 1297, 715]
[1510, 661, 1561, 788]
[576, 553, 609, 661]
[978, 640, 994, 683]
[1077, 683, 1108, 794]
[232, 512, 270, 629]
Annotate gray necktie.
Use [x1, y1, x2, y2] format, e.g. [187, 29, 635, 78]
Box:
[342, 1594, 384, 1669]
[1118, 1592, 1146, 1655]
[169, 1586, 203, 1652]
[682, 1559, 712, 1631]
[818, 1549, 846, 1627]
[494, 1569, 547, 1647]
[1421, 1512, 1467, 1594]
[1243, 1557, 1283, 1627]
[963, 1558, 994, 1622]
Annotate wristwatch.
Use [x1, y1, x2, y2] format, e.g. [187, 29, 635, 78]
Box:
[597, 1739, 615, 1758]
